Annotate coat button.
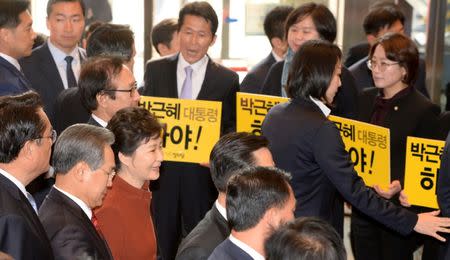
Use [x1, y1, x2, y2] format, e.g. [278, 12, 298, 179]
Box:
[394, 106, 398, 111]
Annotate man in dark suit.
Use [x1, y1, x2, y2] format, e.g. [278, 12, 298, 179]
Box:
[438, 131, 450, 259]
[348, 4, 429, 97]
[208, 167, 295, 260]
[344, 42, 370, 68]
[55, 23, 137, 133]
[240, 6, 293, 93]
[20, 0, 86, 126]
[39, 124, 115, 260]
[176, 132, 274, 259]
[79, 56, 141, 127]
[0, 92, 54, 259]
[0, 1, 35, 96]
[151, 18, 180, 57]
[141, 2, 239, 259]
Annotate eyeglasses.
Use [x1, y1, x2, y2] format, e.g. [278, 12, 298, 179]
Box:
[98, 167, 116, 178]
[103, 81, 138, 97]
[367, 59, 399, 72]
[37, 130, 57, 144]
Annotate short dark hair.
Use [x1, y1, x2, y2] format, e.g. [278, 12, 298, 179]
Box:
[263, 6, 293, 44]
[210, 132, 269, 193]
[226, 167, 291, 231]
[178, 1, 218, 35]
[0, 0, 29, 29]
[52, 124, 115, 174]
[363, 4, 404, 36]
[287, 40, 341, 100]
[87, 23, 135, 62]
[79, 56, 125, 112]
[46, 0, 85, 17]
[265, 217, 346, 260]
[369, 32, 418, 87]
[151, 18, 178, 54]
[107, 107, 163, 171]
[0, 92, 46, 163]
[285, 3, 336, 42]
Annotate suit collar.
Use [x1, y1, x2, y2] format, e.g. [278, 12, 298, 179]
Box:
[46, 187, 112, 258]
[32, 43, 65, 90]
[197, 58, 218, 99]
[0, 52, 20, 71]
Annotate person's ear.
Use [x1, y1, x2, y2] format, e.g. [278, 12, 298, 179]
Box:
[157, 43, 169, 56]
[118, 152, 131, 168]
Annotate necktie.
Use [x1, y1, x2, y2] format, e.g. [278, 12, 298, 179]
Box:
[91, 212, 104, 237]
[180, 66, 193, 99]
[26, 191, 37, 213]
[64, 56, 77, 88]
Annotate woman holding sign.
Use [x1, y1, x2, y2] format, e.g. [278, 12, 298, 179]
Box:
[351, 33, 441, 260]
[262, 39, 450, 251]
[95, 107, 164, 260]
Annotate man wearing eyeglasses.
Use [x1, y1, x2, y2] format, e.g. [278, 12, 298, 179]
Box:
[78, 56, 141, 127]
[348, 3, 429, 97]
[0, 91, 54, 260]
[39, 123, 115, 260]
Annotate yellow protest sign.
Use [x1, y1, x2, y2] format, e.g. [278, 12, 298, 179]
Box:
[403, 137, 444, 209]
[236, 92, 289, 135]
[139, 96, 222, 163]
[329, 115, 391, 189]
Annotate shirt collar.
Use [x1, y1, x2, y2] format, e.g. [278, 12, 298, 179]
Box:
[178, 52, 209, 72]
[0, 53, 21, 71]
[0, 168, 28, 198]
[271, 50, 283, 62]
[215, 200, 227, 221]
[229, 234, 265, 260]
[54, 185, 92, 219]
[47, 39, 80, 65]
[309, 96, 331, 117]
[91, 114, 108, 127]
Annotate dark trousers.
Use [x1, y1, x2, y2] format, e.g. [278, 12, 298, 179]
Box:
[151, 161, 217, 260]
[351, 208, 439, 260]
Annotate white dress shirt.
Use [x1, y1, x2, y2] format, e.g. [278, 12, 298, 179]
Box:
[176, 53, 208, 99]
[215, 200, 227, 221]
[0, 52, 21, 71]
[47, 39, 82, 89]
[310, 96, 331, 117]
[91, 114, 108, 127]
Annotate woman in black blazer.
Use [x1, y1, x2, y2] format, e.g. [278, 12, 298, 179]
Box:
[262, 39, 449, 247]
[351, 33, 441, 260]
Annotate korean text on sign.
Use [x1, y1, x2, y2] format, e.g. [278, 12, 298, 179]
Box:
[329, 115, 391, 189]
[404, 137, 444, 209]
[140, 96, 222, 163]
[236, 92, 289, 135]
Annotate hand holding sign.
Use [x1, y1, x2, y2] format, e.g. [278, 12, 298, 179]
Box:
[373, 180, 401, 200]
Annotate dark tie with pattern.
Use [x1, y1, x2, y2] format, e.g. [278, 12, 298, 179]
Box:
[64, 56, 77, 88]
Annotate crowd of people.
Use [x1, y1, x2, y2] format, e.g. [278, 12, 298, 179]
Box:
[2, 0, 450, 259]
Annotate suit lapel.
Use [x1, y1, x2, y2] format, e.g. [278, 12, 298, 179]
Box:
[197, 58, 215, 100]
[0, 56, 31, 90]
[37, 43, 65, 92]
[0, 174, 51, 247]
[50, 188, 112, 258]
[167, 55, 179, 98]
